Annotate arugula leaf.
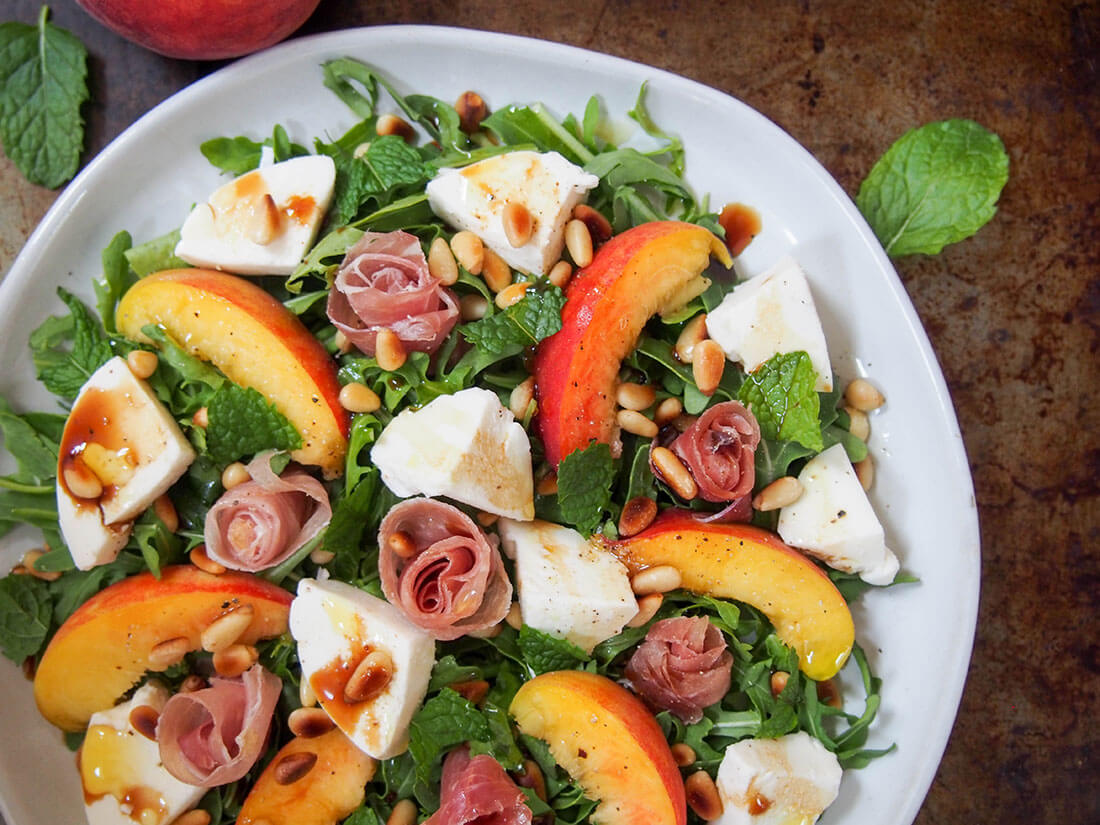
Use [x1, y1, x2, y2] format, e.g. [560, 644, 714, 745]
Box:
[517, 625, 590, 676]
[0, 573, 51, 663]
[287, 225, 363, 294]
[200, 135, 264, 175]
[32, 288, 114, 400]
[124, 229, 189, 276]
[556, 442, 615, 536]
[856, 119, 1009, 257]
[738, 351, 823, 451]
[627, 82, 686, 177]
[0, 6, 88, 188]
[460, 284, 565, 358]
[93, 231, 136, 333]
[205, 384, 302, 466]
[141, 325, 224, 417]
[483, 104, 594, 165]
[0, 396, 58, 485]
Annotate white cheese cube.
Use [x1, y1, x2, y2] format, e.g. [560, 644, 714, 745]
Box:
[290, 578, 435, 760]
[81, 682, 204, 825]
[714, 732, 842, 825]
[371, 387, 535, 521]
[426, 150, 599, 276]
[498, 519, 637, 653]
[175, 154, 336, 276]
[706, 255, 833, 392]
[777, 443, 899, 585]
[57, 486, 132, 571]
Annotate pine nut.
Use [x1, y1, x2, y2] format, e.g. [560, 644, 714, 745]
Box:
[817, 677, 842, 709]
[22, 549, 61, 582]
[618, 496, 657, 538]
[671, 743, 696, 767]
[502, 201, 535, 247]
[154, 495, 179, 534]
[466, 622, 503, 639]
[505, 602, 523, 630]
[450, 231, 484, 275]
[213, 643, 258, 678]
[221, 462, 251, 490]
[476, 511, 499, 527]
[376, 113, 416, 143]
[126, 349, 159, 379]
[64, 465, 103, 500]
[455, 91, 488, 133]
[179, 675, 206, 693]
[375, 329, 408, 371]
[630, 564, 681, 595]
[334, 330, 352, 354]
[547, 260, 572, 288]
[626, 592, 663, 628]
[427, 236, 459, 285]
[299, 675, 317, 708]
[651, 446, 698, 500]
[844, 405, 870, 441]
[752, 476, 803, 512]
[287, 706, 333, 738]
[201, 604, 254, 653]
[845, 378, 885, 412]
[310, 548, 335, 565]
[654, 397, 683, 425]
[675, 314, 708, 363]
[770, 670, 790, 696]
[692, 340, 725, 396]
[387, 530, 418, 559]
[82, 443, 135, 487]
[564, 219, 593, 267]
[855, 455, 874, 491]
[192, 406, 209, 429]
[460, 294, 489, 321]
[149, 636, 191, 670]
[496, 281, 531, 309]
[685, 770, 724, 820]
[345, 649, 393, 703]
[129, 704, 159, 741]
[481, 248, 512, 293]
[248, 194, 281, 245]
[339, 382, 382, 413]
[274, 751, 318, 785]
[617, 382, 657, 411]
[509, 376, 536, 420]
[387, 799, 418, 825]
[536, 474, 558, 496]
[174, 811, 212, 825]
[617, 409, 659, 438]
[572, 203, 612, 242]
[189, 545, 226, 575]
[353, 142, 371, 159]
[450, 679, 490, 705]
[515, 759, 548, 802]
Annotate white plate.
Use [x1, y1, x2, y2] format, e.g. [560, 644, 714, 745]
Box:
[0, 25, 979, 825]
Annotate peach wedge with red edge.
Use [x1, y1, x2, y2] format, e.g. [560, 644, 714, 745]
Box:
[116, 268, 349, 477]
[510, 670, 687, 825]
[236, 728, 375, 825]
[33, 566, 293, 731]
[606, 510, 854, 681]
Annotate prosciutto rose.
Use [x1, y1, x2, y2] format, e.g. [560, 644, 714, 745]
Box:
[625, 616, 733, 723]
[204, 452, 331, 572]
[378, 498, 512, 640]
[326, 229, 459, 355]
[423, 746, 533, 825]
[669, 400, 761, 503]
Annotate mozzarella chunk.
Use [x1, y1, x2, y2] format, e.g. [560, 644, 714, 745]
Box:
[498, 519, 636, 653]
[714, 732, 842, 825]
[81, 682, 204, 825]
[777, 443, 899, 585]
[175, 155, 336, 276]
[706, 256, 833, 391]
[57, 487, 132, 571]
[371, 387, 535, 521]
[290, 578, 435, 760]
[426, 150, 599, 276]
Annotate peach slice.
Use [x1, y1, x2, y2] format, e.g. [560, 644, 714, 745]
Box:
[236, 729, 375, 825]
[33, 566, 292, 731]
[534, 221, 731, 467]
[606, 510, 854, 681]
[510, 670, 686, 825]
[116, 269, 349, 476]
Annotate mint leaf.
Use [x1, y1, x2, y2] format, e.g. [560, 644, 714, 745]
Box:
[517, 625, 590, 675]
[738, 352, 823, 452]
[856, 119, 1009, 257]
[205, 384, 302, 466]
[407, 688, 490, 786]
[0, 6, 88, 188]
[33, 288, 114, 400]
[557, 441, 615, 536]
[461, 285, 566, 358]
[0, 573, 51, 663]
[0, 395, 58, 484]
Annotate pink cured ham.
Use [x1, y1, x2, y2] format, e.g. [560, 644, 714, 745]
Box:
[424, 746, 533, 825]
[625, 616, 733, 724]
[327, 230, 459, 355]
[670, 400, 761, 502]
[156, 664, 282, 787]
[204, 452, 331, 572]
[378, 498, 512, 640]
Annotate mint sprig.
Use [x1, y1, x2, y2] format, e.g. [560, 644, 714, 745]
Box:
[205, 384, 302, 466]
[737, 351, 823, 451]
[461, 284, 566, 358]
[556, 441, 615, 536]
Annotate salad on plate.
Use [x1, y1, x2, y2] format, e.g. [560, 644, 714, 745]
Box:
[0, 55, 906, 825]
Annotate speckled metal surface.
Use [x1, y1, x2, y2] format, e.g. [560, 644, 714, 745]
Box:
[1, 1, 1097, 823]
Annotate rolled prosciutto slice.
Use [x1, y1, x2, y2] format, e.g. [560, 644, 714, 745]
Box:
[326, 230, 459, 355]
[670, 400, 761, 502]
[204, 452, 331, 572]
[625, 616, 733, 724]
[424, 746, 533, 825]
[156, 664, 282, 787]
[378, 498, 512, 640]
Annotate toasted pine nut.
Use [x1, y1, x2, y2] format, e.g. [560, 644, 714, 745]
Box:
[353, 142, 371, 159]
[149, 636, 191, 670]
[64, 465, 103, 500]
[752, 476, 803, 512]
[692, 340, 725, 396]
[345, 649, 393, 703]
[481, 248, 512, 293]
[248, 194, 281, 245]
[455, 91, 489, 133]
[685, 770, 724, 820]
[174, 811, 212, 825]
[675, 314, 708, 363]
[21, 549, 61, 582]
[564, 219, 593, 267]
[855, 455, 874, 491]
[310, 548, 335, 565]
[843, 405, 870, 441]
[179, 675, 206, 693]
[387, 799, 418, 825]
[376, 113, 416, 143]
[201, 604, 254, 653]
[572, 203, 612, 242]
[221, 461, 251, 490]
[450, 231, 484, 275]
[339, 381, 382, 413]
[154, 495, 179, 534]
[190, 545, 226, 575]
[547, 260, 572, 288]
[509, 377, 536, 420]
[476, 511, 499, 527]
[617, 409, 659, 438]
[671, 743, 697, 767]
[630, 564, 682, 595]
[428, 236, 459, 285]
[333, 330, 352, 354]
[515, 759, 548, 802]
[845, 377, 885, 411]
[626, 592, 663, 628]
[618, 496, 658, 538]
[770, 670, 790, 696]
[502, 201, 535, 247]
[387, 530, 417, 559]
[505, 602, 522, 630]
[213, 643, 258, 678]
[617, 382, 657, 411]
[288, 706, 335, 738]
[450, 679, 490, 705]
[654, 397, 684, 425]
[274, 751, 318, 785]
[651, 446, 698, 500]
[129, 704, 159, 741]
[496, 281, 531, 309]
[192, 406, 209, 429]
[375, 329, 408, 371]
[126, 349, 159, 379]
[82, 443, 135, 488]
[536, 474, 558, 496]
[299, 675, 317, 708]
[460, 294, 489, 321]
